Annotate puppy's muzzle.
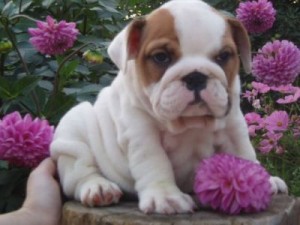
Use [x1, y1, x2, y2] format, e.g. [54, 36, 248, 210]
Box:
[182, 72, 208, 105]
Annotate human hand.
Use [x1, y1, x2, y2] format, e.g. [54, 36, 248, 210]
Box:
[21, 158, 62, 225]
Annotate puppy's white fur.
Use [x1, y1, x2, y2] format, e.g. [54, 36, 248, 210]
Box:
[51, 0, 287, 214]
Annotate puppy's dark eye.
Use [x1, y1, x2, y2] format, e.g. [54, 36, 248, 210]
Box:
[215, 51, 232, 65]
[152, 51, 171, 66]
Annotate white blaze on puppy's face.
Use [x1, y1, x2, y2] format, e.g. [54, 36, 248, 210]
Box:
[126, 0, 250, 129]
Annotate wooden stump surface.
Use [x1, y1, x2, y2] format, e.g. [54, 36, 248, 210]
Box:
[62, 194, 300, 225]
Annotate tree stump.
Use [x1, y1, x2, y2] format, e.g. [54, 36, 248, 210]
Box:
[62, 194, 300, 225]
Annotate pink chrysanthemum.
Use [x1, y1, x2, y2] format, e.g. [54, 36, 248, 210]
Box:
[28, 16, 79, 55]
[194, 153, 272, 215]
[252, 40, 300, 86]
[236, 0, 276, 34]
[0, 112, 54, 168]
[264, 110, 289, 132]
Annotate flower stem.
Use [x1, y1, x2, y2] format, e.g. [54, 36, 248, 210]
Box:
[3, 24, 30, 76]
[83, 14, 87, 35]
[31, 90, 42, 117]
[10, 14, 38, 23]
[18, 101, 36, 115]
[18, 0, 23, 14]
[1, 10, 41, 117]
[0, 54, 5, 77]
[52, 42, 96, 96]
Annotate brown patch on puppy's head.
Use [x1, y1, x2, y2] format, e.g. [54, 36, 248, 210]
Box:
[127, 9, 181, 87]
[217, 26, 240, 88]
[227, 18, 251, 74]
[210, 16, 251, 89]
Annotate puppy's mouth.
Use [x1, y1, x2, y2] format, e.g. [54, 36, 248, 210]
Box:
[184, 91, 230, 118]
[188, 90, 202, 105]
[153, 77, 230, 122]
[183, 88, 230, 118]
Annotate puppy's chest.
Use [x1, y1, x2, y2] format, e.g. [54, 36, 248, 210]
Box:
[161, 129, 216, 191]
[161, 129, 215, 165]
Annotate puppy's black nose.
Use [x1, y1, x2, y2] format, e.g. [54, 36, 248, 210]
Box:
[182, 72, 208, 91]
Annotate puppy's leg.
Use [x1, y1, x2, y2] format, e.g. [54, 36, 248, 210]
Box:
[222, 110, 288, 194]
[125, 111, 195, 214]
[51, 102, 122, 207]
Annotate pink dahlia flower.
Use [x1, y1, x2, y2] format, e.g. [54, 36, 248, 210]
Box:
[0, 112, 54, 168]
[194, 153, 272, 215]
[28, 16, 79, 55]
[236, 0, 276, 34]
[264, 110, 289, 132]
[252, 40, 300, 86]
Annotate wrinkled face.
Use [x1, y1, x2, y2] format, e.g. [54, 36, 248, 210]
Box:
[109, 0, 251, 129]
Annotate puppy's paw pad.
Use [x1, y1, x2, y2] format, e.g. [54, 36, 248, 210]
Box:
[79, 177, 122, 207]
[139, 187, 195, 214]
[269, 176, 288, 194]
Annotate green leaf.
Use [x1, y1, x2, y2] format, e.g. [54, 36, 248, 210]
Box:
[86, 0, 98, 3]
[4, 195, 24, 213]
[19, 0, 33, 13]
[18, 42, 41, 65]
[0, 169, 29, 186]
[0, 102, 12, 115]
[42, 0, 55, 8]
[76, 65, 91, 76]
[90, 7, 104, 13]
[16, 85, 47, 116]
[43, 93, 77, 125]
[35, 66, 55, 78]
[0, 161, 9, 170]
[0, 77, 12, 100]
[14, 76, 40, 96]
[98, 0, 119, 9]
[0, 1, 5, 10]
[99, 74, 114, 87]
[1, 1, 18, 17]
[98, 2, 120, 13]
[60, 60, 79, 79]
[0, 168, 29, 213]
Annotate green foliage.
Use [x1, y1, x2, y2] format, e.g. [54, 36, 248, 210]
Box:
[258, 134, 300, 196]
[119, 0, 164, 16]
[0, 161, 30, 213]
[0, 0, 124, 124]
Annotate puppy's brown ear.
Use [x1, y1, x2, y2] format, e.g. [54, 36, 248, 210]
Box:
[227, 18, 252, 74]
[107, 17, 146, 71]
[127, 18, 146, 59]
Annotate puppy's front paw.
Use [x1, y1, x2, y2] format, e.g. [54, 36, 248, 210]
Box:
[269, 176, 288, 194]
[77, 176, 123, 207]
[139, 185, 195, 214]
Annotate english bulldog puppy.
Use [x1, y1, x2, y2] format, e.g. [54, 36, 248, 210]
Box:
[50, 0, 287, 214]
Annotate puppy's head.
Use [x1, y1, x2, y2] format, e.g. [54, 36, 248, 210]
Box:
[108, 0, 251, 131]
